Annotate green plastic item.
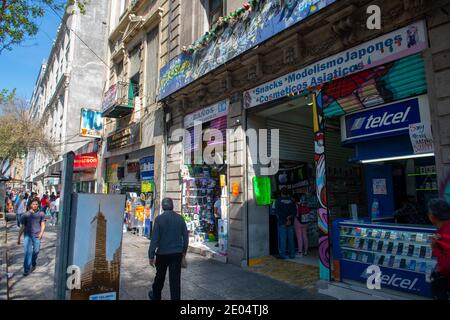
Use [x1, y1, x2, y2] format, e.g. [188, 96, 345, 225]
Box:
[253, 176, 271, 205]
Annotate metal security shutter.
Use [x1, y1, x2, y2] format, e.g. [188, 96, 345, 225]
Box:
[267, 119, 352, 164]
[267, 119, 314, 162]
[324, 129, 355, 163]
[323, 54, 427, 118]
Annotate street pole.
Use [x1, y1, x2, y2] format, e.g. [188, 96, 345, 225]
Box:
[54, 152, 74, 300]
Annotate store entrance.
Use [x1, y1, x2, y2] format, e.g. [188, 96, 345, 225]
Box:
[249, 96, 321, 268]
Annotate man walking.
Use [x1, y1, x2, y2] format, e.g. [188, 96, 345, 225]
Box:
[148, 198, 189, 300]
[17, 198, 46, 276]
[274, 187, 296, 259]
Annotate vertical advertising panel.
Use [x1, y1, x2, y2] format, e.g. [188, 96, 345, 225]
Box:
[68, 194, 126, 300]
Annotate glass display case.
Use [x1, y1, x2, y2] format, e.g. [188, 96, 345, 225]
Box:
[333, 220, 437, 297]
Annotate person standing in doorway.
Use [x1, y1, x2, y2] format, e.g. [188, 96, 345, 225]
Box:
[17, 198, 46, 276]
[274, 187, 296, 259]
[148, 198, 189, 300]
[294, 194, 310, 256]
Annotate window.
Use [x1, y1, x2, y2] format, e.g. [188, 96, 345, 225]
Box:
[146, 27, 159, 104]
[208, 0, 223, 27]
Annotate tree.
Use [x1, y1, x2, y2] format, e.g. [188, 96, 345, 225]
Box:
[0, 95, 55, 177]
[0, 0, 89, 54]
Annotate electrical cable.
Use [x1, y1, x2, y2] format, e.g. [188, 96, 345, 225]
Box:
[45, 3, 109, 68]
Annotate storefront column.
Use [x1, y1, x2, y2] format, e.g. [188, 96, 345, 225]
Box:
[227, 95, 248, 267]
[424, 6, 450, 203]
[312, 92, 332, 281]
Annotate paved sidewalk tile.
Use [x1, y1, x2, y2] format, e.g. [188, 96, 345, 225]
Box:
[1, 220, 335, 300]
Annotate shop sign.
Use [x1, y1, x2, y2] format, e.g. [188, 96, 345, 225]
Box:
[244, 20, 428, 109]
[102, 84, 118, 113]
[107, 124, 141, 151]
[341, 260, 431, 297]
[140, 156, 154, 180]
[158, 0, 336, 100]
[184, 100, 229, 128]
[341, 96, 430, 143]
[127, 162, 140, 174]
[409, 123, 434, 154]
[74, 152, 98, 169]
[80, 108, 103, 138]
[141, 180, 153, 193]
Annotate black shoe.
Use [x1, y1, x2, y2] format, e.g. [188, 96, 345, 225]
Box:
[23, 272, 30, 277]
[214, 243, 219, 247]
[31, 265, 36, 272]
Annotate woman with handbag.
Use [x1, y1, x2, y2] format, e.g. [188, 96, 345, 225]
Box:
[294, 194, 310, 257]
[427, 199, 450, 300]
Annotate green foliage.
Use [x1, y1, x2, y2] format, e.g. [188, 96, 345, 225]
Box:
[0, 0, 88, 54]
[0, 96, 55, 164]
[0, 88, 16, 105]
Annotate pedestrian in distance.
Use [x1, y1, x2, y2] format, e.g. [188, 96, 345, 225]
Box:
[427, 199, 450, 300]
[16, 193, 28, 228]
[148, 197, 189, 300]
[18, 198, 46, 276]
[26, 192, 38, 211]
[274, 187, 297, 259]
[40, 194, 50, 214]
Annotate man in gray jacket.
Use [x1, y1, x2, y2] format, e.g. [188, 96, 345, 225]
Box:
[148, 197, 189, 300]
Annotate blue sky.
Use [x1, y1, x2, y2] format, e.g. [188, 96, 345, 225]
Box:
[0, 9, 61, 101]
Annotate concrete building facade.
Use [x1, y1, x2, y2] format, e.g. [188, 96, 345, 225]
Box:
[25, 1, 110, 195]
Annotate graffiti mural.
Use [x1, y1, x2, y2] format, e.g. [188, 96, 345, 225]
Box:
[313, 92, 331, 281]
[440, 169, 450, 204]
[321, 54, 427, 118]
[159, 0, 336, 100]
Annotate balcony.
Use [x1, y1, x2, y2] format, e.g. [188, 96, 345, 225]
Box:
[102, 81, 137, 118]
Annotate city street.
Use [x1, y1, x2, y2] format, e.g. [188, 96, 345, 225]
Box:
[0, 218, 334, 300]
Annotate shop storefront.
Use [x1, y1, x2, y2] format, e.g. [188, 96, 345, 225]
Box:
[243, 20, 439, 297]
[181, 100, 230, 256]
[73, 152, 98, 193]
[105, 140, 155, 238]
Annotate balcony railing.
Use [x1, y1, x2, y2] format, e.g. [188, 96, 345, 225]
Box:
[102, 81, 136, 118]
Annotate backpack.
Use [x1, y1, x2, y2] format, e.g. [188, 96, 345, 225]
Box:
[297, 204, 311, 224]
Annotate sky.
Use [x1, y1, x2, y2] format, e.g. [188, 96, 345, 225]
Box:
[0, 9, 62, 101]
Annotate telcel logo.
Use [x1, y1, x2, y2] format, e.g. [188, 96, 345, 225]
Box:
[362, 269, 420, 291]
[351, 107, 411, 131]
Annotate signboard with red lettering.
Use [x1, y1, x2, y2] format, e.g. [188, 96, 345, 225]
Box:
[74, 153, 98, 169]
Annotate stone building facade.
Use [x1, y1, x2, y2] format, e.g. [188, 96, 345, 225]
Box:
[158, 0, 450, 274]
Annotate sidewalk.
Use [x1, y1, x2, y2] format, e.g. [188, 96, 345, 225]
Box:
[0, 218, 335, 300]
[119, 231, 334, 300]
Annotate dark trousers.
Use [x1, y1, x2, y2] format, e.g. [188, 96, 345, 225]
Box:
[152, 253, 182, 300]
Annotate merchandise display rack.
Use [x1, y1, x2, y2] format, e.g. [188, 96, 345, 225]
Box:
[333, 220, 437, 297]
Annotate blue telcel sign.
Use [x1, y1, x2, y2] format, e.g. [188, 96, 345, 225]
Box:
[342, 97, 423, 143]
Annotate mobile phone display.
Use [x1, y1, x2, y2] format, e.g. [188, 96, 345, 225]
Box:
[400, 259, 407, 269]
[388, 255, 395, 267]
[397, 243, 404, 255]
[407, 245, 415, 256]
[386, 242, 394, 254]
[377, 241, 384, 252]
